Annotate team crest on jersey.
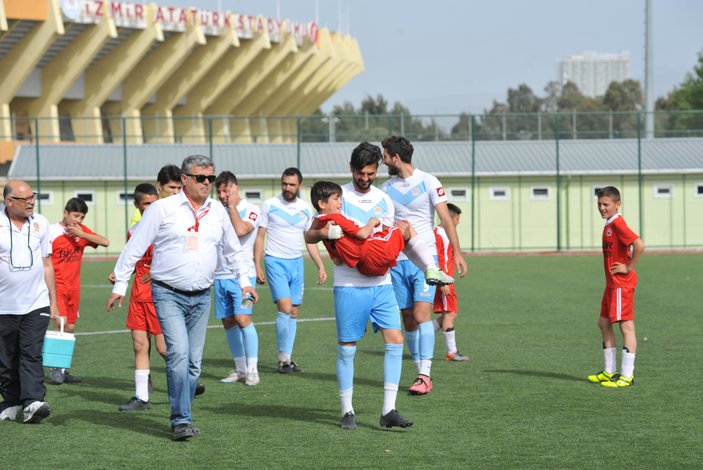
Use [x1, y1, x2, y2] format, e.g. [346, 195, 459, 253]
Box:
[606, 227, 612, 236]
[33, 222, 40, 232]
[437, 187, 446, 197]
[374, 207, 382, 215]
[248, 213, 258, 221]
[412, 188, 420, 196]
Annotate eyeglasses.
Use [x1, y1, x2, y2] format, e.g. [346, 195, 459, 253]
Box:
[8, 193, 37, 204]
[6, 213, 33, 272]
[185, 174, 216, 184]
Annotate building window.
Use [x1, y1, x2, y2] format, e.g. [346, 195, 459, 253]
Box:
[530, 186, 551, 200]
[695, 183, 703, 198]
[35, 191, 53, 205]
[74, 191, 96, 205]
[244, 190, 263, 202]
[489, 187, 510, 201]
[653, 184, 673, 199]
[448, 188, 469, 201]
[116, 191, 135, 205]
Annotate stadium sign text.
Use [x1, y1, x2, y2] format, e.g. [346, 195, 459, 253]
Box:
[60, 0, 319, 45]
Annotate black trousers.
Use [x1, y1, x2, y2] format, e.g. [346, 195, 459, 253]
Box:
[0, 307, 51, 409]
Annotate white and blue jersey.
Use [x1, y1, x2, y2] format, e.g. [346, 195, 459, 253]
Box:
[259, 195, 313, 259]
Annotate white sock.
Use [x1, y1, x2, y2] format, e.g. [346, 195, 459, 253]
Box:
[246, 357, 258, 374]
[621, 349, 636, 378]
[403, 236, 437, 272]
[443, 328, 457, 355]
[278, 352, 290, 363]
[234, 356, 246, 375]
[339, 388, 354, 415]
[604, 347, 617, 374]
[419, 359, 432, 377]
[382, 382, 399, 415]
[135, 369, 150, 402]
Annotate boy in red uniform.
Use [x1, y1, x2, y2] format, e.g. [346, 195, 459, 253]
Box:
[588, 186, 645, 388]
[310, 181, 452, 284]
[433, 203, 470, 362]
[48, 197, 110, 384]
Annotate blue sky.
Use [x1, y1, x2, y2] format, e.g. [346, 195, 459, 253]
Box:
[171, 0, 703, 114]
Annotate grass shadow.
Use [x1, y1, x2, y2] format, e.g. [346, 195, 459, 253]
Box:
[483, 369, 583, 382]
[48, 409, 169, 439]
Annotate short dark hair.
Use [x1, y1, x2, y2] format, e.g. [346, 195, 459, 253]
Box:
[381, 136, 414, 164]
[215, 171, 238, 188]
[64, 197, 88, 214]
[134, 183, 158, 204]
[447, 203, 462, 216]
[350, 142, 383, 171]
[597, 186, 621, 201]
[282, 167, 303, 184]
[310, 181, 342, 212]
[157, 164, 181, 185]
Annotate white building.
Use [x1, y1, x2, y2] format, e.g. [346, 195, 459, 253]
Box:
[558, 51, 630, 98]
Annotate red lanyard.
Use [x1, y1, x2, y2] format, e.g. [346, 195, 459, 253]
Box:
[184, 194, 210, 232]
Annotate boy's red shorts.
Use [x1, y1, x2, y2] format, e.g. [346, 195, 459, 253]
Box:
[600, 286, 635, 323]
[126, 301, 162, 335]
[57, 289, 80, 324]
[433, 285, 458, 313]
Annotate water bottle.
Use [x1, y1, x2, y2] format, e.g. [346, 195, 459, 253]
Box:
[241, 292, 255, 308]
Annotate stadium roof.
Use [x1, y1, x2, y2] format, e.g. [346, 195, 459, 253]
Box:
[8, 138, 703, 181]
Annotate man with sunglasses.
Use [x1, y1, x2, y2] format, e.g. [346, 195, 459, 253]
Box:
[0, 180, 58, 424]
[107, 155, 257, 441]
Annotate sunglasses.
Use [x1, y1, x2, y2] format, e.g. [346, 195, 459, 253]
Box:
[185, 174, 216, 184]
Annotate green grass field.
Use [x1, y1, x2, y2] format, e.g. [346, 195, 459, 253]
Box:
[2, 253, 702, 469]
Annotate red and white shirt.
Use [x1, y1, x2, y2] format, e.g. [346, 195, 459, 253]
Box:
[602, 213, 639, 288]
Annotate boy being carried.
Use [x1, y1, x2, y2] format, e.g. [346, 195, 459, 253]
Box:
[311, 181, 452, 285]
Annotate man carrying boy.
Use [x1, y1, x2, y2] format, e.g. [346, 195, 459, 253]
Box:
[588, 186, 645, 388]
[215, 171, 261, 386]
[48, 197, 109, 385]
[433, 203, 470, 362]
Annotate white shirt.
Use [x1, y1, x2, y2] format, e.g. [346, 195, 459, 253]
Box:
[216, 199, 260, 279]
[258, 194, 313, 259]
[382, 168, 447, 260]
[334, 183, 394, 288]
[112, 191, 250, 297]
[0, 212, 52, 315]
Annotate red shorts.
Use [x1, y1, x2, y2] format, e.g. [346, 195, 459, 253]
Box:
[57, 289, 80, 324]
[356, 227, 405, 277]
[600, 286, 635, 323]
[126, 301, 162, 335]
[433, 285, 458, 313]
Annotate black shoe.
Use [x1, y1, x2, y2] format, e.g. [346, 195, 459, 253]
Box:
[48, 368, 64, 385]
[188, 425, 201, 437]
[118, 397, 150, 412]
[289, 361, 304, 373]
[278, 361, 293, 374]
[341, 411, 357, 430]
[194, 383, 205, 396]
[172, 423, 195, 441]
[379, 409, 413, 429]
[63, 371, 81, 384]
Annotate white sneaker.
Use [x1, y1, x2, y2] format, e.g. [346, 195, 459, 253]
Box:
[245, 371, 260, 386]
[22, 401, 50, 423]
[220, 370, 246, 384]
[0, 405, 20, 421]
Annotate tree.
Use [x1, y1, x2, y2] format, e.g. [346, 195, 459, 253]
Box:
[656, 50, 703, 136]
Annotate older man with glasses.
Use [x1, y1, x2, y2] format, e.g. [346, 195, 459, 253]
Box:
[107, 155, 257, 441]
[0, 180, 58, 424]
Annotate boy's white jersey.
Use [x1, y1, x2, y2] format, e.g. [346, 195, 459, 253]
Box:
[334, 183, 394, 288]
[381, 168, 447, 261]
[259, 194, 313, 259]
[216, 199, 260, 279]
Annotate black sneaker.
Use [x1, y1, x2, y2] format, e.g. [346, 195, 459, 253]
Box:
[289, 361, 304, 373]
[48, 368, 64, 385]
[278, 361, 293, 374]
[194, 383, 206, 396]
[63, 371, 81, 384]
[379, 409, 413, 429]
[341, 411, 357, 430]
[172, 423, 194, 441]
[118, 397, 150, 412]
[188, 424, 201, 437]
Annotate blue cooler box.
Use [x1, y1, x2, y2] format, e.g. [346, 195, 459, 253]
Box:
[42, 329, 75, 369]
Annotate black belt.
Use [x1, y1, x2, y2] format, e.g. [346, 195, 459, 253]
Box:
[152, 279, 210, 296]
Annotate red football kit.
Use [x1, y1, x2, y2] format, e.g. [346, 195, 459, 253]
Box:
[433, 226, 458, 313]
[125, 227, 161, 334]
[316, 213, 405, 277]
[600, 214, 639, 323]
[50, 223, 98, 324]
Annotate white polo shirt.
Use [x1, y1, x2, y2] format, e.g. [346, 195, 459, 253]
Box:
[112, 191, 250, 297]
[0, 212, 51, 315]
[259, 194, 313, 259]
[216, 199, 260, 279]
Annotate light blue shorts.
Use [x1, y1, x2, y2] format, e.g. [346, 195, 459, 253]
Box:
[265, 255, 304, 305]
[390, 259, 437, 309]
[214, 277, 257, 319]
[333, 284, 401, 343]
